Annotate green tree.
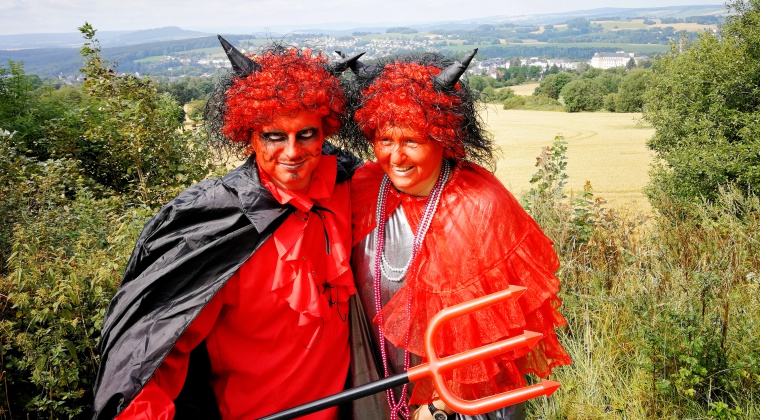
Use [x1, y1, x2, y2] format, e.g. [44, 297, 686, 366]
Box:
[595, 71, 624, 95]
[467, 74, 493, 92]
[561, 79, 604, 112]
[604, 93, 619, 112]
[534, 72, 575, 99]
[644, 0, 760, 207]
[77, 23, 212, 202]
[0, 61, 50, 157]
[617, 68, 651, 112]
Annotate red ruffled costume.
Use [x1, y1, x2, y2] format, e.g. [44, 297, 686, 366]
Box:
[351, 161, 572, 404]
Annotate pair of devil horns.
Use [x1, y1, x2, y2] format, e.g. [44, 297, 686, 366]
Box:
[335, 48, 478, 91]
[217, 35, 365, 78]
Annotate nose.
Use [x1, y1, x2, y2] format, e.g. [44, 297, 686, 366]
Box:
[283, 136, 300, 159]
[390, 143, 406, 165]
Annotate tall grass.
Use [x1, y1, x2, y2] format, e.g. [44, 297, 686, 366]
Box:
[523, 137, 760, 419]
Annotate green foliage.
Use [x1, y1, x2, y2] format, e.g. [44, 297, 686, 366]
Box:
[156, 76, 214, 106]
[503, 95, 563, 111]
[1, 185, 149, 417]
[644, 0, 760, 208]
[561, 78, 605, 112]
[617, 68, 651, 112]
[502, 95, 526, 109]
[77, 22, 213, 202]
[481, 86, 515, 103]
[521, 138, 759, 420]
[0, 23, 224, 417]
[595, 71, 623, 95]
[0, 131, 37, 272]
[534, 72, 576, 100]
[186, 98, 207, 122]
[603, 92, 619, 111]
[0, 60, 59, 158]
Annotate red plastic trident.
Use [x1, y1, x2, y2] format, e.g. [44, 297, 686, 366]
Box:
[258, 285, 561, 420]
[406, 285, 562, 415]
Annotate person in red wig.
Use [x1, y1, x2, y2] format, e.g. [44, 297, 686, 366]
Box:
[346, 51, 572, 419]
[92, 36, 363, 420]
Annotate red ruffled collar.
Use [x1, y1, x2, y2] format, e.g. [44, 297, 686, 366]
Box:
[258, 155, 337, 212]
[259, 155, 354, 339]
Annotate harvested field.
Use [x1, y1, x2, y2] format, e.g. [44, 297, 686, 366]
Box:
[481, 107, 655, 214]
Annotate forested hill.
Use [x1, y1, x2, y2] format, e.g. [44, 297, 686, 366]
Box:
[0, 5, 726, 79]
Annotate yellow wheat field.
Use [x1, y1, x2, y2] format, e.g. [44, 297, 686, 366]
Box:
[481, 106, 655, 214]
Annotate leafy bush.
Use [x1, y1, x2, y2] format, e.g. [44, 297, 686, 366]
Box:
[77, 23, 214, 202]
[481, 87, 515, 103]
[617, 68, 650, 112]
[534, 72, 575, 99]
[0, 156, 151, 416]
[503, 95, 563, 111]
[522, 137, 760, 419]
[0, 24, 223, 418]
[561, 78, 604, 112]
[644, 0, 760, 208]
[603, 93, 619, 112]
[503, 95, 527, 110]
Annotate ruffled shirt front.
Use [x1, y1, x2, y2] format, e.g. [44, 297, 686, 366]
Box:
[351, 161, 572, 404]
[118, 155, 354, 420]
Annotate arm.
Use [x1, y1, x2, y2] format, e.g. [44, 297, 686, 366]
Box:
[115, 285, 226, 419]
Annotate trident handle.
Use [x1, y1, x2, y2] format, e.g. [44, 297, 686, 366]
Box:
[257, 285, 560, 420]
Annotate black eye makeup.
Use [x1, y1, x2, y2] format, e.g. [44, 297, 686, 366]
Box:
[259, 131, 287, 142]
[258, 127, 320, 143]
[296, 128, 318, 140]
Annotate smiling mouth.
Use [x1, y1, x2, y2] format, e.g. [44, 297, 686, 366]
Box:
[279, 161, 306, 170]
[391, 165, 413, 174]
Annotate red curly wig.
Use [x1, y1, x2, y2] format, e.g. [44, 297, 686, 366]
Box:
[353, 61, 466, 159]
[222, 47, 346, 144]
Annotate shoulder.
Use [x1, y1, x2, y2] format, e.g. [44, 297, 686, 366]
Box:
[447, 162, 525, 217]
[352, 161, 384, 189]
[350, 162, 384, 211]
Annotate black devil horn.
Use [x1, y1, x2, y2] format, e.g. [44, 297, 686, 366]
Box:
[326, 51, 366, 76]
[432, 48, 477, 91]
[340, 53, 380, 82]
[218, 35, 260, 77]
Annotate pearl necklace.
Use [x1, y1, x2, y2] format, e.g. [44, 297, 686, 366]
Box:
[373, 160, 450, 419]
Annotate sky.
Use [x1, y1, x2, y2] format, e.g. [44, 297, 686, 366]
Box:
[0, 0, 727, 36]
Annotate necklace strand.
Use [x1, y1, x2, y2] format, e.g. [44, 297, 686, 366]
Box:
[373, 160, 450, 419]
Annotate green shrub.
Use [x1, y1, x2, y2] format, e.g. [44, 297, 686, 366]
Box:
[644, 0, 760, 208]
[503, 95, 527, 109]
[561, 79, 604, 112]
[604, 93, 619, 112]
[521, 138, 759, 419]
[0, 186, 150, 417]
[503, 95, 563, 111]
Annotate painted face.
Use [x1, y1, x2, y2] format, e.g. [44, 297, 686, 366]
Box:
[373, 125, 445, 196]
[252, 110, 325, 191]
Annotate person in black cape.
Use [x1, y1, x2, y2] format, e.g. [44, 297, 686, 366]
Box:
[92, 37, 363, 420]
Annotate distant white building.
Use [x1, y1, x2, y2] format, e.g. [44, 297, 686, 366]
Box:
[589, 51, 649, 69]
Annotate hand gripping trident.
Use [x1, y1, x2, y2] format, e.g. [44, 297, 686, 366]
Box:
[258, 285, 561, 420]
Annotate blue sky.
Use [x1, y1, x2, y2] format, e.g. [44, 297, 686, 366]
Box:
[0, 0, 726, 35]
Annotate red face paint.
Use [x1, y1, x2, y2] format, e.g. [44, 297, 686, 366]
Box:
[373, 125, 445, 196]
[252, 110, 325, 191]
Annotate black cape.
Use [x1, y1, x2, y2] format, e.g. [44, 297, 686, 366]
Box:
[93, 144, 361, 419]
